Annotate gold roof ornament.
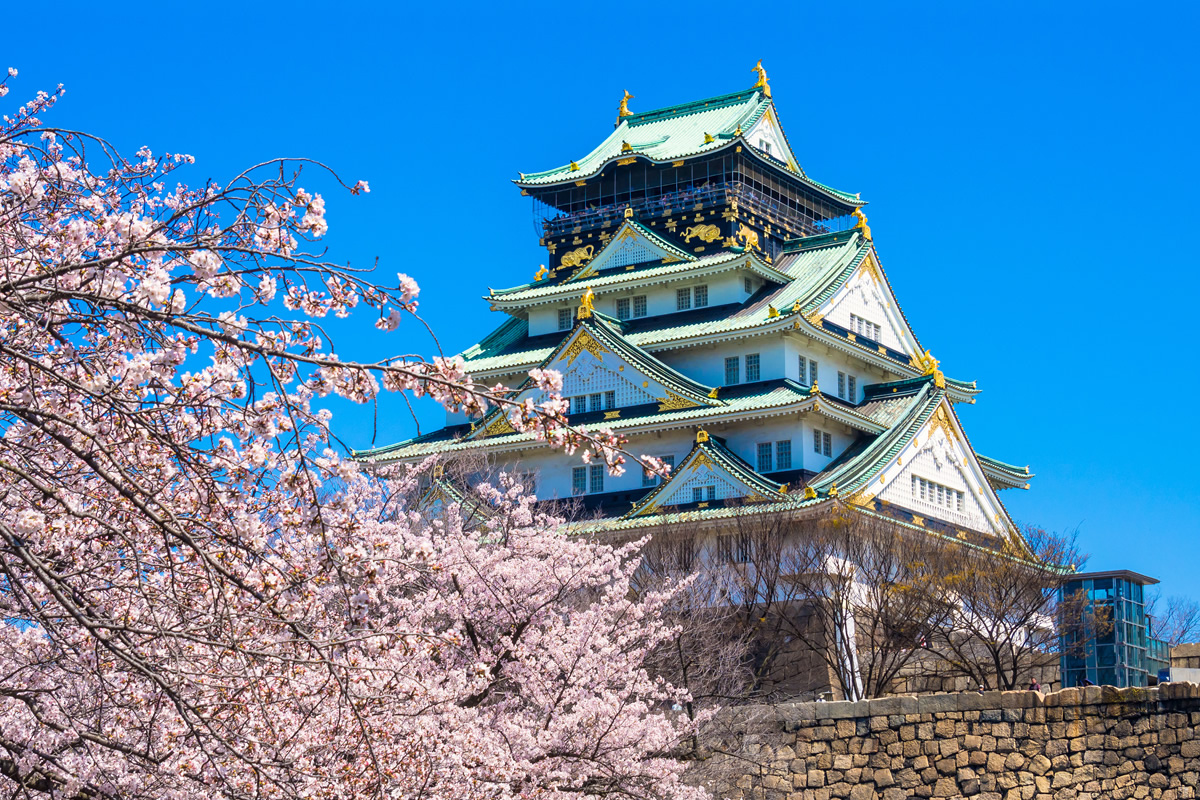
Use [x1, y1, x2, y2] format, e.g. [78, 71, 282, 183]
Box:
[696, 429, 710, 443]
[433, 463, 444, 478]
[707, 387, 719, 399]
[809, 381, 820, 395]
[752, 59, 772, 98]
[779, 483, 789, 494]
[621, 141, 633, 153]
[912, 349, 946, 389]
[735, 124, 742, 137]
[624, 206, 634, 219]
[829, 483, 839, 498]
[534, 265, 549, 282]
[767, 304, 779, 318]
[577, 286, 595, 319]
[802, 485, 817, 500]
[618, 89, 634, 118]
[703, 132, 715, 144]
[569, 161, 580, 172]
[852, 208, 872, 241]
[791, 299, 802, 314]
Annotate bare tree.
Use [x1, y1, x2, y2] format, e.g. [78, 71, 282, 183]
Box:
[1148, 593, 1200, 647]
[923, 525, 1091, 690]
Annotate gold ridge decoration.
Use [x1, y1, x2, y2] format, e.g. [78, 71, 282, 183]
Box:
[829, 483, 839, 498]
[695, 429, 710, 444]
[682, 224, 721, 243]
[563, 328, 607, 365]
[791, 299, 802, 314]
[694, 451, 713, 469]
[703, 132, 715, 144]
[852, 208, 872, 241]
[534, 265, 549, 282]
[707, 387, 719, 400]
[767, 304, 779, 318]
[657, 391, 702, 413]
[482, 413, 515, 438]
[932, 404, 959, 444]
[805, 310, 824, 326]
[802, 485, 817, 500]
[618, 89, 634, 118]
[624, 206, 635, 219]
[862, 255, 883, 285]
[751, 59, 771, 98]
[576, 286, 595, 320]
[560, 244, 595, 269]
[569, 161, 580, 172]
[911, 349, 946, 388]
[617, 157, 637, 166]
[621, 141, 633, 153]
[809, 381, 820, 395]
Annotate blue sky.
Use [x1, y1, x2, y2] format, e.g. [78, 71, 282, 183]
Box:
[7, 1, 1199, 597]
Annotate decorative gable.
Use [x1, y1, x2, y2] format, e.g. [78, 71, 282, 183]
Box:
[745, 107, 800, 173]
[564, 220, 692, 282]
[812, 253, 921, 356]
[627, 431, 788, 518]
[857, 401, 1012, 537]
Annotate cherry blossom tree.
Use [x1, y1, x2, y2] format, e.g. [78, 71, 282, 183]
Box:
[0, 69, 693, 800]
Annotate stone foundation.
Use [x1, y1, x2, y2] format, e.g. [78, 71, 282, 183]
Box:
[692, 683, 1200, 800]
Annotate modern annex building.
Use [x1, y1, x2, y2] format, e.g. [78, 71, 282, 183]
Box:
[355, 65, 1034, 552]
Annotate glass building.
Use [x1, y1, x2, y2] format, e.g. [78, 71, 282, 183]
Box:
[1059, 570, 1164, 688]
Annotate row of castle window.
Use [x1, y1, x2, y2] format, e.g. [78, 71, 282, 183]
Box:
[850, 313, 882, 342]
[615, 295, 648, 320]
[724, 353, 761, 385]
[692, 485, 716, 503]
[570, 391, 616, 414]
[813, 429, 833, 457]
[572, 464, 606, 495]
[756, 440, 792, 473]
[912, 475, 964, 512]
[676, 284, 709, 311]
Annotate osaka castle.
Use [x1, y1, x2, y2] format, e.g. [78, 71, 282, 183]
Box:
[354, 64, 1034, 550]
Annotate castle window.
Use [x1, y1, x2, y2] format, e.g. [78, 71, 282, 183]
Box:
[572, 467, 586, 495]
[745, 277, 753, 293]
[776, 440, 792, 470]
[746, 353, 761, 382]
[760, 139, 771, 155]
[809, 359, 819, 385]
[676, 287, 692, 310]
[604, 391, 615, 410]
[913, 476, 963, 512]
[691, 485, 715, 503]
[589, 393, 602, 412]
[558, 308, 572, 330]
[813, 429, 832, 457]
[838, 372, 856, 401]
[633, 295, 647, 317]
[851, 314, 882, 342]
[798, 355, 807, 383]
[571, 396, 588, 414]
[643, 454, 674, 487]
[724, 356, 740, 385]
[717, 532, 751, 563]
[589, 464, 604, 494]
[616, 298, 630, 320]
[757, 442, 773, 473]
[694, 284, 709, 308]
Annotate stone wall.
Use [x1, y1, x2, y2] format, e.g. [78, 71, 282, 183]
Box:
[692, 683, 1200, 800]
[889, 652, 1062, 697]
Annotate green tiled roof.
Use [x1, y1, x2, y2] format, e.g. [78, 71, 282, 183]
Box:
[979, 454, 1034, 489]
[627, 432, 788, 518]
[489, 249, 791, 308]
[515, 85, 860, 204]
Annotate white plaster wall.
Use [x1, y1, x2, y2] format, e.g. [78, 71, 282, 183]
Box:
[876, 426, 999, 533]
[528, 305, 574, 337]
[821, 268, 909, 354]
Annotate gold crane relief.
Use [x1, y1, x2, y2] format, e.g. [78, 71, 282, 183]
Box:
[682, 224, 722, 243]
[559, 245, 595, 268]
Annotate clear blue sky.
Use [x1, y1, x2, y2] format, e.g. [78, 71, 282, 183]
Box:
[8, 1, 1199, 597]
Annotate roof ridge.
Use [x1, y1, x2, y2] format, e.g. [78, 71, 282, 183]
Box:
[624, 87, 762, 126]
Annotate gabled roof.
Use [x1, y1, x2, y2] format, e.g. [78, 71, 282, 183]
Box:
[625, 430, 789, 518]
[515, 85, 860, 205]
[413, 478, 493, 528]
[462, 313, 720, 441]
[489, 247, 792, 311]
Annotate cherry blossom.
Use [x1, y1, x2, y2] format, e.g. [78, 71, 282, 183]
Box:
[0, 73, 701, 800]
